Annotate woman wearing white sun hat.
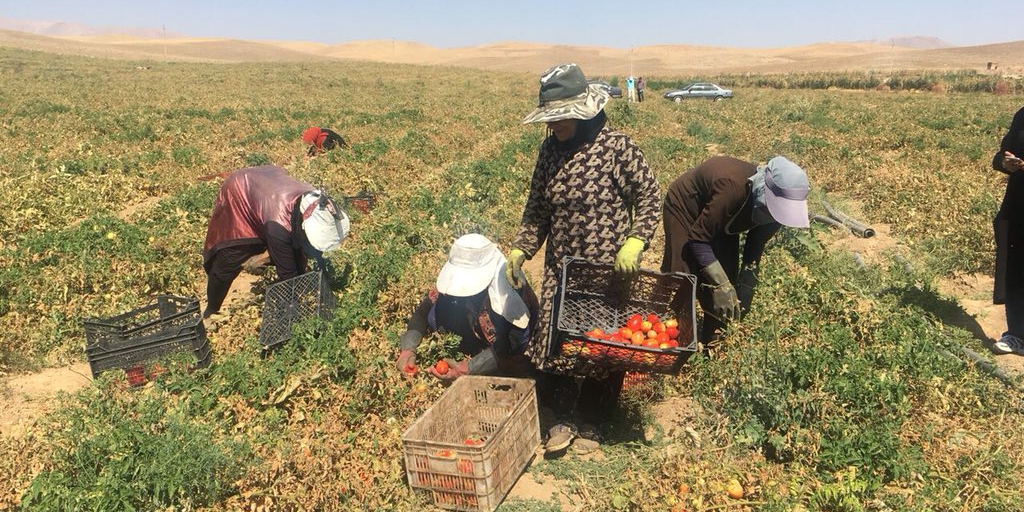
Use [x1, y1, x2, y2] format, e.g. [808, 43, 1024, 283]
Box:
[396, 234, 539, 381]
[202, 165, 349, 319]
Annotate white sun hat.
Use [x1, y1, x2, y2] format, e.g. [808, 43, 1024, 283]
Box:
[436, 234, 531, 328]
[299, 191, 350, 253]
[436, 234, 504, 297]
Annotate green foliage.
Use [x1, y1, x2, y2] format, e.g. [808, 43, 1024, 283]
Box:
[21, 380, 250, 511]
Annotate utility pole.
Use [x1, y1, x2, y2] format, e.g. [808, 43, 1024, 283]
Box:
[162, 24, 167, 58]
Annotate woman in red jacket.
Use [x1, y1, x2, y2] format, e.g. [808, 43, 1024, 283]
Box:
[202, 165, 349, 319]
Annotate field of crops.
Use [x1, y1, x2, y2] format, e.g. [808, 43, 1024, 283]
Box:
[1, 45, 1023, 511]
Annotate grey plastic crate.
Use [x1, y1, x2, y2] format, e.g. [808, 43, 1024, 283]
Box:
[258, 271, 336, 349]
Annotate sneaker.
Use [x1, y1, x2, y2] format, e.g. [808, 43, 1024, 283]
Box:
[993, 334, 1024, 355]
[545, 423, 577, 453]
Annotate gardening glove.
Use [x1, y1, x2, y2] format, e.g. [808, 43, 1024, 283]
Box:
[428, 358, 468, 383]
[396, 349, 418, 378]
[700, 260, 741, 322]
[737, 265, 760, 318]
[614, 237, 645, 275]
[505, 249, 527, 289]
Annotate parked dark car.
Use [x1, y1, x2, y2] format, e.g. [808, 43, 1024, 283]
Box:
[588, 80, 623, 99]
[663, 82, 733, 102]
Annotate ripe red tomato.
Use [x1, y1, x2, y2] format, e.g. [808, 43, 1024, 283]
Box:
[647, 329, 659, 339]
[657, 332, 670, 344]
[630, 332, 646, 345]
[646, 313, 660, 324]
[643, 339, 659, 348]
[404, 363, 419, 375]
[629, 313, 643, 323]
[126, 366, 145, 386]
[627, 317, 643, 332]
[609, 334, 624, 343]
[640, 320, 653, 332]
[653, 322, 667, 334]
[666, 326, 679, 339]
[619, 327, 634, 339]
[434, 360, 450, 375]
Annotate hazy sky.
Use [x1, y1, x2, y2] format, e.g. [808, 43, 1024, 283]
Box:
[0, 0, 1015, 48]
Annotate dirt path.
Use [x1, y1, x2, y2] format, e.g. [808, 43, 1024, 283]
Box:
[0, 362, 92, 437]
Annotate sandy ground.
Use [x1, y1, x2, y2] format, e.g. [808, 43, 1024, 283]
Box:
[0, 362, 92, 437]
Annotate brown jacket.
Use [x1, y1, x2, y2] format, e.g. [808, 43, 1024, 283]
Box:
[203, 166, 313, 279]
[662, 156, 765, 273]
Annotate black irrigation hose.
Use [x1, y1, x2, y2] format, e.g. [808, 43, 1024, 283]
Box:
[821, 200, 876, 238]
[939, 345, 1024, 396]
[812, 214, 846, 230]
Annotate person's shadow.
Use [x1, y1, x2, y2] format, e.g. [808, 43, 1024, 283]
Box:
[885, 282, 996, 348]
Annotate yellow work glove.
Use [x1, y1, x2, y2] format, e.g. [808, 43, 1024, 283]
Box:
[505, 249, 527, 289]
[614, 237, 645, 275]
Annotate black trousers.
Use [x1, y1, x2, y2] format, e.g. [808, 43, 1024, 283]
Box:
[204, 244, 265, 317]
[537, 370, 625, 425]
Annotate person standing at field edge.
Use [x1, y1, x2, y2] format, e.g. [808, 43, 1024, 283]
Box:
[636, 76, 646, 102]
[662, 155, 810, 349]
[625, 75, 637, 102]
[396, 234, 539, 381]
[991, 106, 1024, 355]
[506, 62, 661, 454]
[202, 165, 349, 320]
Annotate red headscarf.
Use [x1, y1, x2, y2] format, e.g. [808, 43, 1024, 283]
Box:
[301, 127, 325, 148]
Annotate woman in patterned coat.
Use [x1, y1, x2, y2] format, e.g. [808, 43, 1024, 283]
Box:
[505, 63, 661, 453]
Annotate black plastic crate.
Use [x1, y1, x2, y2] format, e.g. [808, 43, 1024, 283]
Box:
[342, 192, 377, 214]
[83, 295, 212, 379]
[258, 271, 336, 349]
[547, 257, 697, 377]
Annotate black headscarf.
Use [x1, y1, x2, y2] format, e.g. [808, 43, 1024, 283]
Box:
[552, 110, 608, 152]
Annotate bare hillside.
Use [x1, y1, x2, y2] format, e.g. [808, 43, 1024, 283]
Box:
[0, 28, 1021, 75]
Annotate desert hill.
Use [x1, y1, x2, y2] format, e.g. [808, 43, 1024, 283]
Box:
[0, 27, 1021, 75]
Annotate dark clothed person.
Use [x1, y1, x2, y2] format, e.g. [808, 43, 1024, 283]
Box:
[991, 106, 1024, 354]
[662, 156, 809, 345]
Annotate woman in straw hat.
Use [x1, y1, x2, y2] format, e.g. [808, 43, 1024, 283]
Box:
[506, 63, 661, 453]
[396, 234, 539, 381]
[203, 165, 350, 320]
[662, 155, 810, 349]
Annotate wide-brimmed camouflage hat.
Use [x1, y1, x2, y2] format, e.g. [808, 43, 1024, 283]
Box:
[522, 63, 609, 124]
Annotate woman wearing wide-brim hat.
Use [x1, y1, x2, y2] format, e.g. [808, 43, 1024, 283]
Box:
[506, 63, 662, 453]
[396, 234, 539, 381]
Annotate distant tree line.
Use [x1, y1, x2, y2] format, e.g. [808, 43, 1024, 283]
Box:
[598, 70, 1022, 94]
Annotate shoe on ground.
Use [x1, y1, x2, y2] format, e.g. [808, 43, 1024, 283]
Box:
[570, 423, 603, 455]
[545, 423, 577, 453]
[993, 334, 1024, 355]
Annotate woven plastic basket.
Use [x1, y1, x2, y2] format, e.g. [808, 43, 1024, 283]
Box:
[546, 257, 698, 377]
[83, 295, 212, 380]
[402, 376, 540, 512]
[258, 271, 335, 349]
